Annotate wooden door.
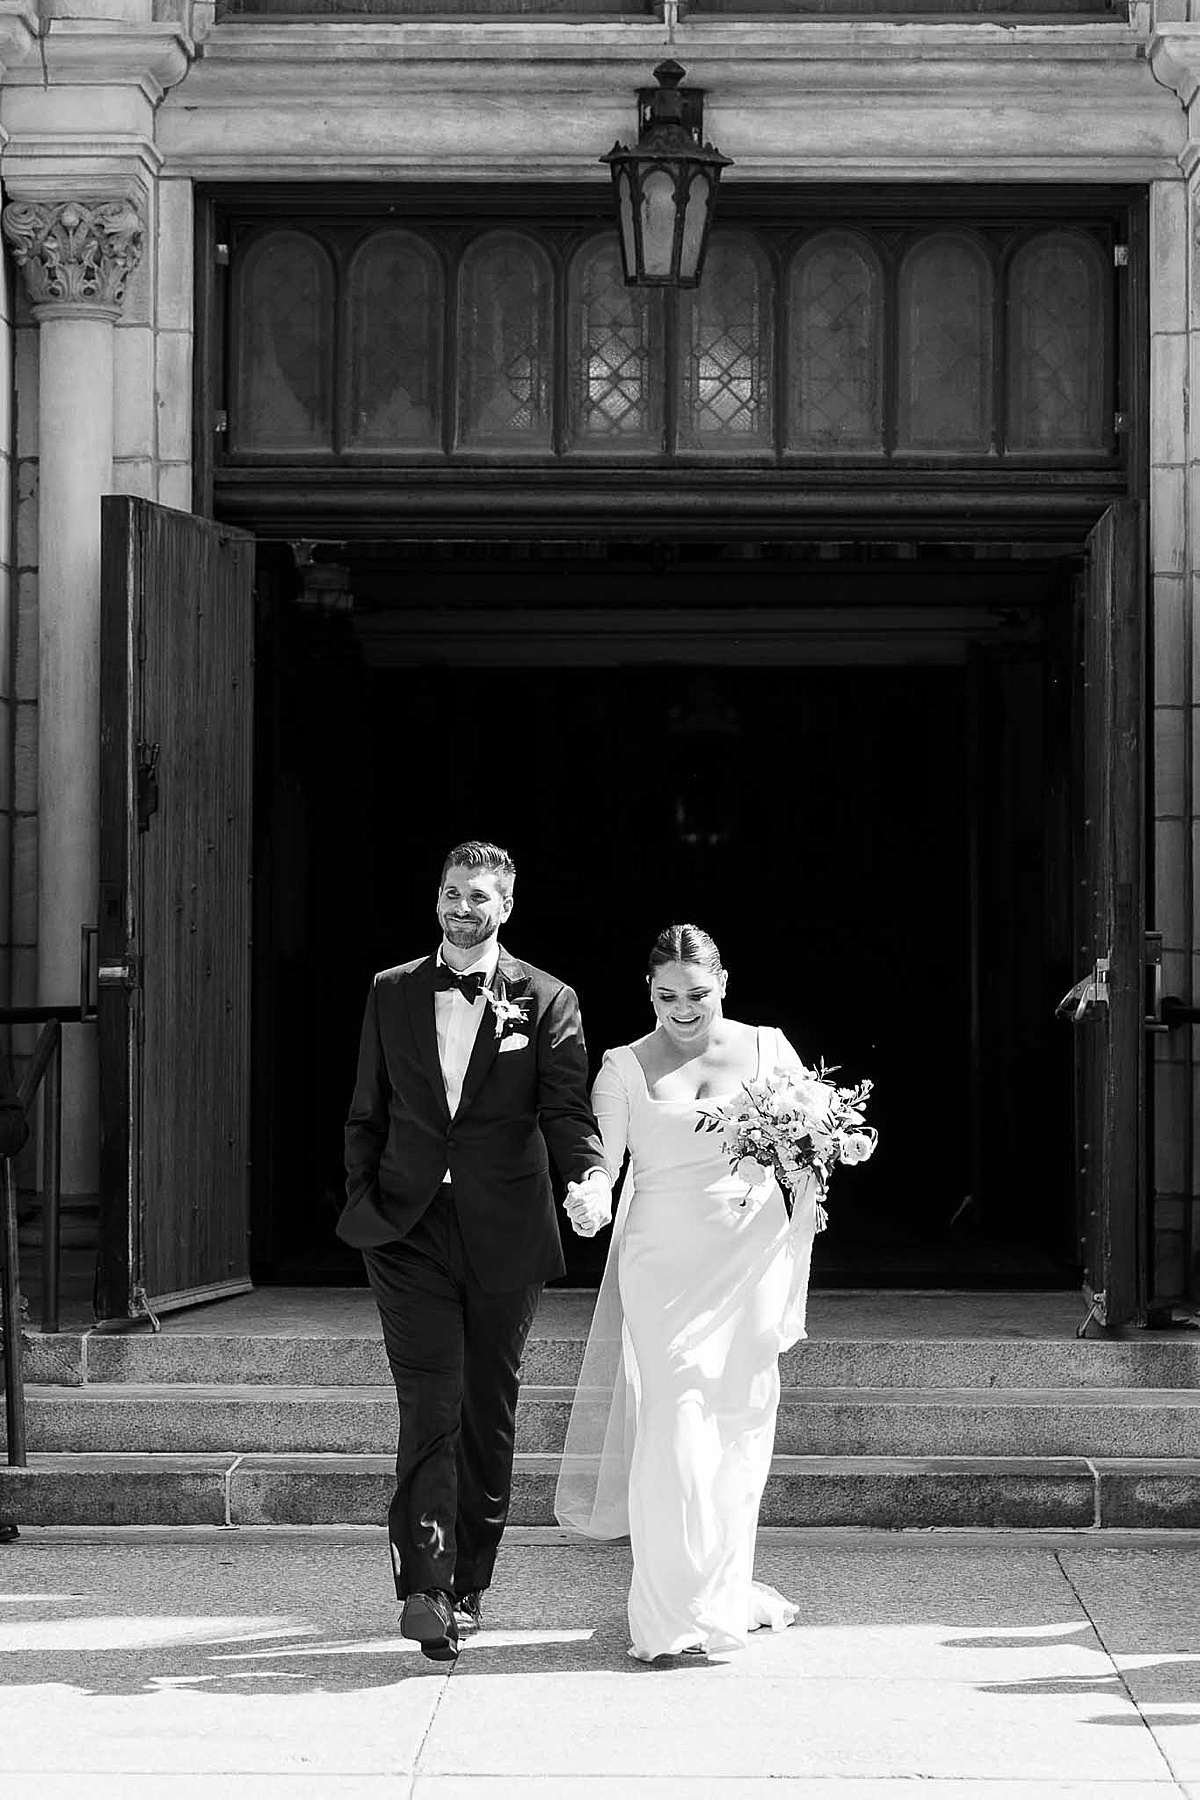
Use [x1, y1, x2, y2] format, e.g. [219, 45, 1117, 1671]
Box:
[96, 498, 255, 1320]
[1063, 501, 1145, 1327]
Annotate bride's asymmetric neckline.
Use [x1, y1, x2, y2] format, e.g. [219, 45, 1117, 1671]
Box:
[632, 1029, 765, 1105]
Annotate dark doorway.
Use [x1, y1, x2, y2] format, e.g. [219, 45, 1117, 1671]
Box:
[251, 542, 1077, 1289]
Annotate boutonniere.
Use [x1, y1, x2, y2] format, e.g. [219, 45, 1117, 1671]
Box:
[486, 990, 529, 1037]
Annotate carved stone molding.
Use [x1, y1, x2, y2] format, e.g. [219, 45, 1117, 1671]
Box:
[1, 197, 144, 317]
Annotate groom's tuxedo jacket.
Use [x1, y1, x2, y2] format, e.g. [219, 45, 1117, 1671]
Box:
[338, 946, 605, 1290]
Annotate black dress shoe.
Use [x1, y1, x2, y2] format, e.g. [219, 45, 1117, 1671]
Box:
[453, 1590, 484, 1631]
[400, 1589, 459, 1662]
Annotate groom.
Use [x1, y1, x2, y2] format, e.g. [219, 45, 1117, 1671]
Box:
[339, 840, 611, 1661]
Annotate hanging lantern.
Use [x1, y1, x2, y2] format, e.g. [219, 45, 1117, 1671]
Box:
[601, 60, 732, 290]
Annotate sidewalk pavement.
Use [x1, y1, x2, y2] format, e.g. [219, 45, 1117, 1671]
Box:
[1, 1525, 1199, 1798]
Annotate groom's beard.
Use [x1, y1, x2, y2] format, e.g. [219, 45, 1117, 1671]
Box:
[441, 917, 498, 951]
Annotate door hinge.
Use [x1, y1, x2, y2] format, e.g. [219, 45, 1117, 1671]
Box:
[215, 242, 230, 267]
[214, 410, 228, 435]
[1056, 957, 1110, 1023]
[1113, 244, 1129, 268]
[136, 739, 160, 833]
[1114, 412, 1129, 435]
[97, 955, 141, 992]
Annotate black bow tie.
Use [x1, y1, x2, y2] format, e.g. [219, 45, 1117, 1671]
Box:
[434, 964, 488, 1003]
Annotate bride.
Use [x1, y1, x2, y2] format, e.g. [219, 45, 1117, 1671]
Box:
[555, 922, 819, 1662]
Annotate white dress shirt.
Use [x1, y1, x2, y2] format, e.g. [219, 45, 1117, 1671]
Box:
[434, 938, 501, 1122]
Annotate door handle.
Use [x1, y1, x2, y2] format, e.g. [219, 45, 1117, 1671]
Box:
[1055, 958, 1110, 1023]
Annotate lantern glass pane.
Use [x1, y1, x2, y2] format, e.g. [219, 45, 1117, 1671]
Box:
[679, 173, 712, 283]
[231, 228, 335, 453]
[616, 171, 637, 283]
[639, 168, 678, 279]
[1005, 230, 1107, 451]
[345, 228, 442, 449]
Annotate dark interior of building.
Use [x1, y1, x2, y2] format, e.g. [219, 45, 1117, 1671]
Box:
[249, 540, 1078, 1288]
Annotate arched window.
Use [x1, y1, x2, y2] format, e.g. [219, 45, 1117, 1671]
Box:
[897, 234, 994, 453]
[788, 232, 884, 453]
[1006, 231, 1108, 452]
[231, 230, 335, 453]
[567, 235, 660, 451]
[457, 233, 554, 450]
[679, 233, 774, 452]
[344, 230, 442, 450]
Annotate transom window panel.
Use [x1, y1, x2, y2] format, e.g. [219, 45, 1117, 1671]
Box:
[457, 234, 553, 450]
[1005, 231, 1108, 452]
[231, 230, 335, 454]
[898, 234, 994, 453]
[788, 232, 884, 453]
[345, 231, 443, 450]
[568, 237, 662, 451]
[680, 234, 774, 452]
[223, 213, 1119, 468]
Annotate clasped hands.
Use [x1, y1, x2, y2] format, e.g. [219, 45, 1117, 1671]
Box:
[563, 1169, 612, 1238]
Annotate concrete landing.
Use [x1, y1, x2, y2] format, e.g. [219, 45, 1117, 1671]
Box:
[1, 1527, 1199, 1795]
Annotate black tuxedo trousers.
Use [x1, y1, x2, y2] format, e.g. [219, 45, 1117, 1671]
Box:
[363, 1185, 541, 1601]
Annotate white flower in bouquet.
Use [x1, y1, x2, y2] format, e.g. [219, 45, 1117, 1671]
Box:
[695, 1060, 877, 1234]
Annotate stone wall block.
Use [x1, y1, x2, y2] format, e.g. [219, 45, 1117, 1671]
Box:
[1156, 704, 1188, 818]
[1157, 1060, 1190, 1192]
[156, 179, 194, 333]
[13, 695, 37, 825]
[1152, 331, 1187, 467]
[155, 328, 191, 465]
[11, 814, 37, 952]
[15, 458, 36, 570]
[1153, 181, 1188, 335]
[113, 325, 155, 462]
[0, 322, 14, 500]
[0, 455, 11, 604]
[1155, 464, 1187, 575]
[1155, 574, 1187, 707]
[14, 324, 37, 462]
[15, 571, 37, 703]
[111, 457, 154, 500]
[0, 567, 12, 708]
[1157, 815, 1187, 949]
[156, 461, 191, 513]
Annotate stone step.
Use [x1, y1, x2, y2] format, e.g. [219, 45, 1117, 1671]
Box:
[3, 1450, 1200, 1530]
[24, 1331, 1200, 1392]
[15, 1383, 1200, 1459]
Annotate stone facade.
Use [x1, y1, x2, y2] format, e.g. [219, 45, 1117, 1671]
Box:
[0, 0, 1195, 1303]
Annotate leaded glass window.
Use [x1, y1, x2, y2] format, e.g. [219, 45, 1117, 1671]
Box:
[345, 230, 442, 450]
[897, 234, 994, 454]
[1005, 231, 1107, 452]
[457, 233, 553, 450]
[231, 229, 335, 453]
[788, 232, 884, 453]
[680, 234, 773, 452]
[567, 236, 661, 451]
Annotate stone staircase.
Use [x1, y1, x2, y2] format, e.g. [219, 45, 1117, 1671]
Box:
[4, 1288, 1200, 1530]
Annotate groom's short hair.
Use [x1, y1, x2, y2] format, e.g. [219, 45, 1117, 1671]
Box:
[440, 840, 517, 898]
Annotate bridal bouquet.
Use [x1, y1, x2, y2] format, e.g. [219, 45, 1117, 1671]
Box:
[695, 1062, 877, 1233]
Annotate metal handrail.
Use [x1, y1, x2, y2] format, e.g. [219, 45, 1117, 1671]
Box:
[1, 1012, 73, 1499]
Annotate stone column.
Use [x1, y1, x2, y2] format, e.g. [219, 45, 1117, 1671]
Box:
[1, 196, 144, 1195]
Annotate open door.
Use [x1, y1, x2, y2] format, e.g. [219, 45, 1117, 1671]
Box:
[96, 497, 255, 1320]
[1059, 501, 1145, 1327]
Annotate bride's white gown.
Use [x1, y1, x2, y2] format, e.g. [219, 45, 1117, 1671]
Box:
[554, 1026, 818, 1661]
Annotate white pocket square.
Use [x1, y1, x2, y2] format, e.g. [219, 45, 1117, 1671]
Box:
[498, 1034, 529, 1053]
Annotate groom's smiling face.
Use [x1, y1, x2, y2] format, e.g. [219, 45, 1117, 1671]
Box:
[437, 863, 513, 953]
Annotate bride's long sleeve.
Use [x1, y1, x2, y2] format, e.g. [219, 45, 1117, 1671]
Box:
[589, 1049, 631, 1187]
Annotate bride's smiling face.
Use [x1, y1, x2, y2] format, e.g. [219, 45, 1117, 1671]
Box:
[649, 959, 728, 1049]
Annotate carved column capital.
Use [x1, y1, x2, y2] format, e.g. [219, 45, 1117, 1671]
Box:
[1, 197, 144, 319]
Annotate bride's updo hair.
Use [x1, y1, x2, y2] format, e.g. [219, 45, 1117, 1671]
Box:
[646, 923, 723, 979]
